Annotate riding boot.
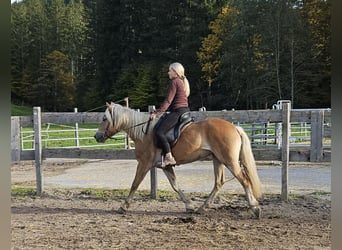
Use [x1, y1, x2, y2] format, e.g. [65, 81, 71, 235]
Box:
[163, 154, 176, 167]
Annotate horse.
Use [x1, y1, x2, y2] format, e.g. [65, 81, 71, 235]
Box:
[94, 102, 262, 218]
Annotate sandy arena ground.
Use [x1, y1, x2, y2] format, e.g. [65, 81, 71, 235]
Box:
[11, 160, 331, 249]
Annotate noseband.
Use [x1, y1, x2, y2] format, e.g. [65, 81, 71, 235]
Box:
[102, 114, 121, 140]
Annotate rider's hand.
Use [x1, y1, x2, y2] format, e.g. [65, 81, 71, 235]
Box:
[150, 112, 157, 120]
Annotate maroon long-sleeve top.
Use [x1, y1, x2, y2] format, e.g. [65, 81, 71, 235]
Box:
[154, 77, 188, 115]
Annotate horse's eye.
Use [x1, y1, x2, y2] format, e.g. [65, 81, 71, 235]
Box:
[102, 116, 107, 121]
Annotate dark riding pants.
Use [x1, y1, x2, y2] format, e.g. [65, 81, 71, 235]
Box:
[155, 107, 190, 155]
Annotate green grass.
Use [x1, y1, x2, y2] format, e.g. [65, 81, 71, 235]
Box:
[239, 122, 312, 144]
[21, 123, 129, 149]
[11, 186, 181, 200]
[12, 103, 129, 149]
[11, 103, 33, 116]
[309, 191, 331, 196]
[11, 186, 37, 196]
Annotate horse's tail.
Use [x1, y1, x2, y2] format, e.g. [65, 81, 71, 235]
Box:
[236, 126, 262, 199]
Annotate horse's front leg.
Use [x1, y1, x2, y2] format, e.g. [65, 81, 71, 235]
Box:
[162, 166, 195, 213]
[118, 161, 151, 213]
[197, 157, 225, 213]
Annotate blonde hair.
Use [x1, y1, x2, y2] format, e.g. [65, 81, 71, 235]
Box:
[169, 62, 190, 97]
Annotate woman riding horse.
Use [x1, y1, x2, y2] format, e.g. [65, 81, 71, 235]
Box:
[94, 102, 262, 218]
[150, 62, 190, 167]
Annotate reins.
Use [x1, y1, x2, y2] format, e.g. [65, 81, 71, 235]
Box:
[84, 105, 107, 112]
[84, 98, 128, 113]
[127, 119, 152, 134]
[107, 119, 151, 140]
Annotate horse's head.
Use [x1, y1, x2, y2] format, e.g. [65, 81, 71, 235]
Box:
[94, 102, 120, 142]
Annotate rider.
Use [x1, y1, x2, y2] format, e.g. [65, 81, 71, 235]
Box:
[150, 62, 190, 167]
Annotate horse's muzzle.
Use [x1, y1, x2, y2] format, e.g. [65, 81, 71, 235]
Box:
[94, 132, 106, 143]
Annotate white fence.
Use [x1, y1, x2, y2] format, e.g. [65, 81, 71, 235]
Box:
[20, 125, 131, 150]
[17, 114, 330, 152]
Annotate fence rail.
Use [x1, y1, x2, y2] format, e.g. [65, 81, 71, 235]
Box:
[12, 108, 331, 162]
[18, 121, 329, 150]
[11, 101, 331, 199]
[20, 127, 130, 150]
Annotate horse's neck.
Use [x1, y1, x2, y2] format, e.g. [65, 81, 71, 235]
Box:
[121, 109, 153, 141]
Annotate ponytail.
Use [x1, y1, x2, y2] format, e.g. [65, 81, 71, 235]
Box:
[183, 76, 190, 97]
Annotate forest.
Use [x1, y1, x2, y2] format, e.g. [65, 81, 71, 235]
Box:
[11, 0, 331, 112]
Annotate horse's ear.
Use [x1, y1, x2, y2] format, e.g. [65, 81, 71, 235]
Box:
[106, 102, 110, 107]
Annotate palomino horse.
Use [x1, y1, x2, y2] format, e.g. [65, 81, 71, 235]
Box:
[94, 102, 262, 218]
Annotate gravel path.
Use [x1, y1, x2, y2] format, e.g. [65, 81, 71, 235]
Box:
[42, 159, 331, 195]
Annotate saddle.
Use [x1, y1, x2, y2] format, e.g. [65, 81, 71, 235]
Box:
[153, 112, 194, 149]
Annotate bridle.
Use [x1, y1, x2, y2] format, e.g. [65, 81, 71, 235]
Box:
[100, 115, 117, 140]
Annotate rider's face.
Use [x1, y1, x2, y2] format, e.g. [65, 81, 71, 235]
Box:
[168, 68, 178, 79]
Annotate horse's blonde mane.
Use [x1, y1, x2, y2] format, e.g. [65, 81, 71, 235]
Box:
[106, 103, 153, 141]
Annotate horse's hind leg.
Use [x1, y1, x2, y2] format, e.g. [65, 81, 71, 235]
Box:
[162, 167, 195, 213]
[197, 157, 225, 213]
[227, 160, 261, 218]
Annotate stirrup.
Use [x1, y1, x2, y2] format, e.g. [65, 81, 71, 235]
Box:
[155, 161, 175, 169]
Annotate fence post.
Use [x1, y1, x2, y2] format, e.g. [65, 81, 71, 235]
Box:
[124, 97, 131, 149]
[33, 107, 43, 195]
[281, 101, 291, 201]
[74, 108, 80, 148]
[272, 102, 282, 148]
[11, 117, 20, 161]
[148, 105, 158, 199]
[310, 110, 324, 162]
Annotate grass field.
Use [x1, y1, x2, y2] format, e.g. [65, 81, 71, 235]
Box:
[12, 103, 128, 149]
[11, 103, 33, 116]
[21, 124, 129, 149]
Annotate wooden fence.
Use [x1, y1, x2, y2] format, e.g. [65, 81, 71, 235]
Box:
[11, 101, 331, 200]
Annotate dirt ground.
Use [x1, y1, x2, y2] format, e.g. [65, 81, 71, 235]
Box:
[11, 161, 331, 250]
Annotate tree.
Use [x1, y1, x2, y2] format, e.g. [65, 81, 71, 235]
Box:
[11, 0, 49, 104]
[295, 0, 331, 108]
[196, 0, 330, 110]
[197, 6, 239, 109]
[11, 2, 30, 103]
[11, 0, 330, 111]
[35, 50, 75, 111]
[128, 64, 158, 109]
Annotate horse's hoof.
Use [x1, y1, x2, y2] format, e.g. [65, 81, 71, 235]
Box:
[251, 206, 261, 219]
[195, 206, 207, 214]
[117, 207, 127, 214]
[186, 208, 195, 214]
[186, 207, 196, 214]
